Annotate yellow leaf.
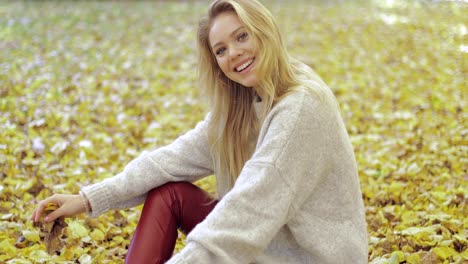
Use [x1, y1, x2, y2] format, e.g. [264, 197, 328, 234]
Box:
[433, 246, 458, 260]
[388, 182, 403, 194]
[454, 234, 467, 244]
[0, 238, 17, 255]
[112, 235, 125, 244]
[401, 211, 418, 225]
[45, 203, 59, 211]
[3, 259, 32, 264]
[78, 254, 92, 264]
[406, 253, 421, 264]
[388, 251, 405, 264]
[27, 249, 49, 262]
[400, 226, 437, 236]
[67, 220, 89, 239]
[60, 246, 77, 259]
[90, 229, 105, 241]
[461, 248, 468, 260]
[23, 230, 41, 242]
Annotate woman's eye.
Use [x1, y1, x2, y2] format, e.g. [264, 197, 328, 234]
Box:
[238, 32, 248, 41]
[215, 47, 226, 56]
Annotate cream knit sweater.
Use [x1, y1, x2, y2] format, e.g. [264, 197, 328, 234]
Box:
[82, 85, 368, 263]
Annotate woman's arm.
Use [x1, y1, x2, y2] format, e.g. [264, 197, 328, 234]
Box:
[82, 113, 214, 217]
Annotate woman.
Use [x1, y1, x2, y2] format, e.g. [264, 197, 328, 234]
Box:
[32, 0, 368, 263]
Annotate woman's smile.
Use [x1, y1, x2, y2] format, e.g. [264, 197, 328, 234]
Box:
[234, 57, 255, 73]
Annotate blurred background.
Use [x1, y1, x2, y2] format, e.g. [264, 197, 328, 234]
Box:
[0, 0, 466, 263]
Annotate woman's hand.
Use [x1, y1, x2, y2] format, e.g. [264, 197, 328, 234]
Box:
[31, 194, 87, 223]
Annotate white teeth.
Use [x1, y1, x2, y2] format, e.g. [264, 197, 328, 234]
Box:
[236, 58, 254, 72]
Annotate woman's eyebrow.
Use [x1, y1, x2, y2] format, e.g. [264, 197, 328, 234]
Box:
[211, 26, 245, 50]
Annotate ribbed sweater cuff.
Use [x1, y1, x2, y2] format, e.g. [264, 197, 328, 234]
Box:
[81, 180, 113, 218]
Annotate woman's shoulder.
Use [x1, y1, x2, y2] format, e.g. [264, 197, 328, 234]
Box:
[275, 83, 338, 116]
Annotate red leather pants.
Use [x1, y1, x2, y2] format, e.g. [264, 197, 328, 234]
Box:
[125, 182, 218, 264]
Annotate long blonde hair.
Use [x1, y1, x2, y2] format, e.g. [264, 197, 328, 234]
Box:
[197, 0, 326, 190]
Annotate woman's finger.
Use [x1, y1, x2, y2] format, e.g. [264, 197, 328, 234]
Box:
[30, 209, 36, 221]
[33, 195, 60, 222]
[31, 207, 41, 221]
[33, 200, 47, 222]
[43, 207, 65, 223]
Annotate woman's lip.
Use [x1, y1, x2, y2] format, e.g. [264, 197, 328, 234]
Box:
[240, 59, 255, 74]
[233, 57, 255, 72]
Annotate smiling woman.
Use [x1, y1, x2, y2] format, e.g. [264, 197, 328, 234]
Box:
[31, 0, 368, 263]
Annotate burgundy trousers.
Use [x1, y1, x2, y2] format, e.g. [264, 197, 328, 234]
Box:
[125, 182, 218, 264]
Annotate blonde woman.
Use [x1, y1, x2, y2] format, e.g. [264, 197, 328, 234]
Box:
[32, 0, 368, 263]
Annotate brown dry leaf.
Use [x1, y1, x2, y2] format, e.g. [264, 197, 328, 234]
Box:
[15, 235, 28, 249]
[420, 251, 439, 264]
[43, 217, 67, 255]
[33, 203, 68, 254]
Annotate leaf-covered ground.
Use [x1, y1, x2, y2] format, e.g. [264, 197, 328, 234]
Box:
[0, 0, 466, 263]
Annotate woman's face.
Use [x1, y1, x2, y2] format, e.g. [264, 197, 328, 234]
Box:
[209, 12, 258, 88]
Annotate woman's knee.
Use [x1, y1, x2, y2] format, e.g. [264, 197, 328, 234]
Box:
[145, 181, 193, 204]
[143, 181, 216, 234]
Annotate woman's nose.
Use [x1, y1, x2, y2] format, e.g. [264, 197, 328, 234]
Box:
[229, 46, 243, 60]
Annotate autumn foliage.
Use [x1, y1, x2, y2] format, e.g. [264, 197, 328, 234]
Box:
[0, 0, 466, 263]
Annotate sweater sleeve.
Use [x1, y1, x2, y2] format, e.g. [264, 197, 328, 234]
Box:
[82, 114, 214, 217]
[167, 91, 340, 263]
